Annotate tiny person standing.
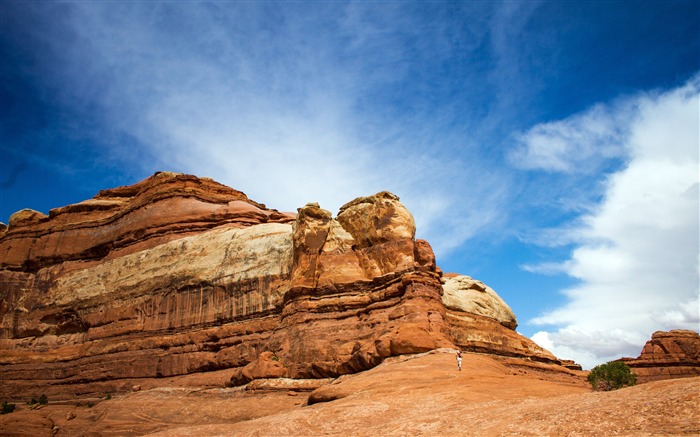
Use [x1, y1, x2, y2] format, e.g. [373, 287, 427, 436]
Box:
[456, 350, 462, 371]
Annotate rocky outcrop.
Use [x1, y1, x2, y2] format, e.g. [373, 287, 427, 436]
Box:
[229, 351, 287, 386]
[621, 330, 700, 383]
[442, 275, 517, 330]
[268, 194, 454, 380]
[0, 171, 294, 273]
[440, 274, 559, 363]
[560, 359, 583, 371]
[0, 172, 569, 401]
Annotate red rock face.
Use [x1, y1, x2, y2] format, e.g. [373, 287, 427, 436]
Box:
[446, 310, 558, 363]
[621, 330, 700, 383]
[0, 173, 570, 401]
[228, 351, 287, 386]
[0, 171, 293, 272]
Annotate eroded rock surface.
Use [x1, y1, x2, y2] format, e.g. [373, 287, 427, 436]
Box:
[0, 171, 293, 272]
[0, 172, 571, 401]
[621, 330, 700, 383]
[6, 352, 695, 437]
[442, 275, 517, 330]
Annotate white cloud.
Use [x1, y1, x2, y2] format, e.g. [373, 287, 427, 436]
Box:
[509, 103, 629, 173]
[532, 328, 648, 369]
[4, 2, 696, 372]
[27, 2, 512, 260]
[525, 77, 700, 368]
[651, 297, 700, 329]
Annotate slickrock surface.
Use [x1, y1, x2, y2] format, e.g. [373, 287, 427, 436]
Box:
[1, 351, 697, 437]
[0, 173, 574, 403]
[622, 329, 700, 383]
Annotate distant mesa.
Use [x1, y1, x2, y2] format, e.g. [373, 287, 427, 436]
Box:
[620, 329, 700, 383]
[1, 171, 584, 400]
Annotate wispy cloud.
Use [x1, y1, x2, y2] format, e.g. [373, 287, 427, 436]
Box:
[508, 103, 629, 173]
[522, 76, 699, 368]
[3, 2, 697, 370]
[6, 2, 513, 257]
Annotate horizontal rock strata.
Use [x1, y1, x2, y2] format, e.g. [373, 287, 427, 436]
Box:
[621, 330, 700, 383]
[442, 275, 517, 330]
[0, 173, 570, 400]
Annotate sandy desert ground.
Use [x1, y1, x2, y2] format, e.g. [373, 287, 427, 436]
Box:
[2, 350, 698, 436]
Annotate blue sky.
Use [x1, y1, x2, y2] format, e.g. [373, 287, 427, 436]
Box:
[1, 1, 698, 368]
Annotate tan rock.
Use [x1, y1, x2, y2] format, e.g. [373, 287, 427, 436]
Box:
[442, 275, 517, 329]
[336, 191, 416, 246]
[54, 222, 291, 305]
[244, 378, 333, 392]
[336, 191, 416, 277]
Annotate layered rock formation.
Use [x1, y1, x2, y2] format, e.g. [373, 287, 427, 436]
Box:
[441, 274, 558, 362]
[0, 172, 571, 401]
[442, 275, 517, 330]
[621, 330, 700, 383]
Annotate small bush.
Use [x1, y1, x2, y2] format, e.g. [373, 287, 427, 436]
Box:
[104, 392, 111, 400]
[87, 401, 95, 408]
[1, 401, 16, 415]
[587, 361, 637, 391]
[38, 394, 48, 405]
[28, 398, 38, 405]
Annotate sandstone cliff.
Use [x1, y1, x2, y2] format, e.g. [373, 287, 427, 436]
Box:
[621, 329, 700, 383]
[0, 172, 573, 400]
[441, 275, 557, 363]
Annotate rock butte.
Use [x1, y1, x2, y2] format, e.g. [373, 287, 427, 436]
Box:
[2, 172, 699, 437]
[621, 329, 700, 383]
[0, 172, 575, 401]
[1, 171, 695, 405]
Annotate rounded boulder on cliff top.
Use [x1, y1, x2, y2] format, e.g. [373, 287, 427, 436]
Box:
[442, 275, 517, 330]
[336, 192, 415, 247]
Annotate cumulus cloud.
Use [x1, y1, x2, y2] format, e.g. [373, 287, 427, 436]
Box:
[522, 76, 699, 369]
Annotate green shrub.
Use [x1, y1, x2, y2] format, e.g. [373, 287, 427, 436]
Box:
[587, 361, 637, 391]
[38, 394, 48, 405]
[104, 392, 111, 400]
[1, 401, 16, 415]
